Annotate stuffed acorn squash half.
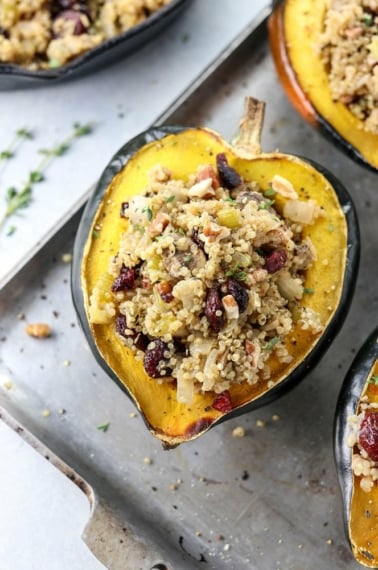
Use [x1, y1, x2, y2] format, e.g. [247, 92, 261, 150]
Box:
[268, 0, 378, 172]
[72, 97, 359, 447]
[335, 327, 378, 567]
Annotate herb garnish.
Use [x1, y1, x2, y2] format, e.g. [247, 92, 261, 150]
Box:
[224, 196, 236, 203]
[263, 337, 280, 352]
[303, 287, 315, 294]
[166, 195, 175, 203]
[97, 422, 110, 432]
[0, 128, 33, 165]
[0, 122, 94, 232]
[225, 263, 248, 281]
[264, 187, 276, 198]
[133, 224, 145, 234]
[258, 199, 275, 210]
[362, 13, 373, 26]
[369, 374, 378, 386]
[142, 206, 153, 221]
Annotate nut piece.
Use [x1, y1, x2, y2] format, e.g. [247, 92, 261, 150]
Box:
[25, 323, 51, 338]
[271, 174, 298, 199]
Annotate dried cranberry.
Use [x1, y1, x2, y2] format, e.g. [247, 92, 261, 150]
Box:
[216, 153, 242, 190]
[134, 332, 148, 352]
[56, 9, 89, 35]
[212, 390, 232, 413]
[359, 411, 378, 461]
[144, 339, 171, 378]
[225, 279, 249, 313]
[115, 314, 128, 336]
[205, 288, 224, 332]
[264, 248, 287, 273]
[111, 266, 136, 292]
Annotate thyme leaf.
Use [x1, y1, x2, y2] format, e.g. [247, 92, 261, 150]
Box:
[263, 337, 280, 352]
[97, 422, 110, 432]
[303, 287, 315, 294]
[0, 127, 34, 168]
[258, 199, 275, 210]
[225, 263, 247, 281]
[1, 122, 95, 231]
[142, 206, 153, 221]
[264, 187, 276, 198]
[369, 374, 378, 386]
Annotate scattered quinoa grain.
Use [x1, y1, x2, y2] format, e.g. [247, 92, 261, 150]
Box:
[144, 457, 153, 465]
[232, 426, 246, 438]
[223, 544, 231, 552]
[41, 409, 50, 418]
[61, 253, 72, 263]
[256, 419, 266, 428]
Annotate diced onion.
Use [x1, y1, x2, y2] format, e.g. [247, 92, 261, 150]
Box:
[176, 371, 194, 405]
[283, 199, 317, 224]
[277, 271, 304, 301]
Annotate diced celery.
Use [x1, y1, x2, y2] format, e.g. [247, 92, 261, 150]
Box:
[217, 207, 242, 228]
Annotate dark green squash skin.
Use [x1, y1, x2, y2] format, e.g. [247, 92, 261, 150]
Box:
[334, 326, 378, 551]
[71, 125, 360, 436]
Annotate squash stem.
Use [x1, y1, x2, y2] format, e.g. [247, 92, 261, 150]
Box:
[232, 96, 265, 158]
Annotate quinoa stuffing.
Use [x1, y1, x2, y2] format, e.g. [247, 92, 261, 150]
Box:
[318, 0, 378, 133]
[88, 154, 325, 405]
[0, 0, 173, 70]
[347, 370, 378, 493]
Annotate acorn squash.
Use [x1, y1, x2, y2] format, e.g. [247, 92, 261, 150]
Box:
[335, 327, 378, 567]
[72, 97, 359, 447]
[268, 0, 378, 172]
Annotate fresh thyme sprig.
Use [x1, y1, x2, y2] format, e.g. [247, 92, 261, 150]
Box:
[0, 122, 94, 232]
[32, 122, 94, 183]
[0, 128, 33, 166]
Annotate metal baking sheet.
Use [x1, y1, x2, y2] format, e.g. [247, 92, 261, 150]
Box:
[1, 14, 377, 570]
[0, 0, 270, 290]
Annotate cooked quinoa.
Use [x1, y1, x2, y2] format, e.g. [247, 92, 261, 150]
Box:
[318, 0, 378, 134]
[0, 0, 173, 69]
[89, 156, 325, 405]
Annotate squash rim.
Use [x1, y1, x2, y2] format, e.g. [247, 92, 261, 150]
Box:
[268, 1, 378, 172]
[72, 124, 360, 446]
